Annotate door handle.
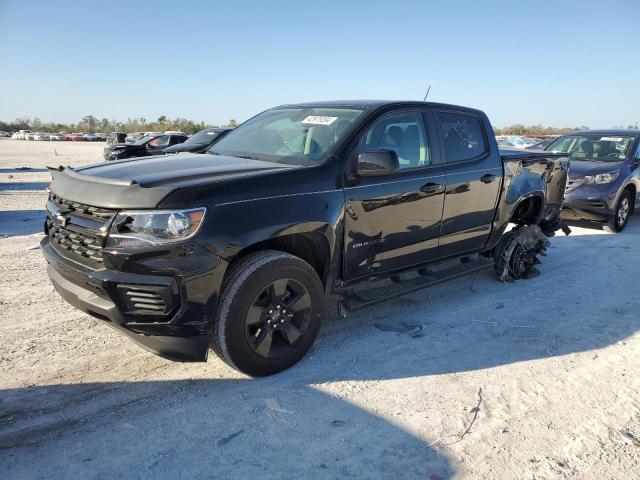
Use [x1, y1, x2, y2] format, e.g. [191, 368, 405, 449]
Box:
[480, 173, 497, 184]
[420, 182, 444, 194]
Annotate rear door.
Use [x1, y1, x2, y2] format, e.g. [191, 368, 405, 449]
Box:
[343, 108, 447, 280]
[436, 110, 502, 257]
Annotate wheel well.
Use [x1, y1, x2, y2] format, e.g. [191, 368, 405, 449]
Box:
[232, 233, 331, 284]
[623, 184, 636, 212]
[511, 196, 543, 224]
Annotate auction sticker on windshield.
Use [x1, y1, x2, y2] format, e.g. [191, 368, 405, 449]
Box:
[600, 137, 624, 142]
[302, 116, 337, 125]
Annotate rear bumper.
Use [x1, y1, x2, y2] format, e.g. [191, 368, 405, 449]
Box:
[41, 237, 224, 362]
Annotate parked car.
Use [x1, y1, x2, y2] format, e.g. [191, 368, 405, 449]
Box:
[42, 100, 569, 376]
[12, 129, 32, 140]
[83, 133, 98, 141]
[25, 132, 37, 140]
[103, 133, 188, 160]
[49, 133, 66, 141]
[547, 129, 640, 232]
[0, 131, 10, 137]
[524, 139, 553, 151]
[107, 132, 127, 144]
[495, 135, 539, 149]
[163, 127, 232, 154]
[66, 133, 85, 141]
[125, 132, 145, 143]
[33, 132, 51, 141]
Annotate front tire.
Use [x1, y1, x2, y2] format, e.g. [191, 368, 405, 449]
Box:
[212, 251, 325, 376]
[604, 191, 632, 233]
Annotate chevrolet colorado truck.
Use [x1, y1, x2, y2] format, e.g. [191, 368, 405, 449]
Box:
[41, 101, 569, 376]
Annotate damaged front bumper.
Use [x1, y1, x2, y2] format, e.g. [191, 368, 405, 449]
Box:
[41, 236, 226, 362]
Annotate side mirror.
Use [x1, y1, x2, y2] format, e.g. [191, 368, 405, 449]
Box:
[357, 149, 399, 175]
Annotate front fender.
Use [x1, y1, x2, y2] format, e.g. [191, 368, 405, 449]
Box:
[200, 191, 344, 261]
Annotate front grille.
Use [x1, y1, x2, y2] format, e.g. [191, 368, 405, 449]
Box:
[50, 194, 115, 222]
[48, 222, 104, 263]
[46, 194, 116, 267]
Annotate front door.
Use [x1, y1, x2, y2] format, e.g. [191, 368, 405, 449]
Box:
[343, 109, 446, 281]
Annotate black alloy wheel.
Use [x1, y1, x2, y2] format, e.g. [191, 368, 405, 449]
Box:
[244, 278, 312, 358]
[212, 251, 324, 376]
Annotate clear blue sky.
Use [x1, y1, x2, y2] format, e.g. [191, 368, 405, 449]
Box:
[1, 0, 638, 128]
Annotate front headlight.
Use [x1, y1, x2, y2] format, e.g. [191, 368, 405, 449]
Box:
[105, 208, 206, 248]
[584, 170, 620, 184]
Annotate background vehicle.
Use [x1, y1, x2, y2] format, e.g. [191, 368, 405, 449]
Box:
[163, 127, 232, 154]
[524, 139, 553, 151]
[107, 132, 127, 144]
[33, 132, 50, 141]
[49, 133, 66, 141]
[103, 133, 188, 160]
[43, 100, 569, 376]
[12, 130, 31, 139]
[547, 129, 640, 232]
[0, 131, 10, 137]
[495, 135, 540, 149]
[66, 133, 84, 141]
[25, 132, 37, 140]
[124, 132, 144, 143]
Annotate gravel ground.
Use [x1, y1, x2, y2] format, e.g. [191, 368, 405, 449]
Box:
[1, 138, 639, 479]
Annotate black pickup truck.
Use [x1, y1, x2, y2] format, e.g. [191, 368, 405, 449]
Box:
[41, 101, 569, 376]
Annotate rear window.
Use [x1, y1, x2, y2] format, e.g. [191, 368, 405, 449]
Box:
[439, 112, 486, 162]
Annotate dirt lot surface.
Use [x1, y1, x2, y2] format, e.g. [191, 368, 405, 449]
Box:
[1, 138, 639, 479]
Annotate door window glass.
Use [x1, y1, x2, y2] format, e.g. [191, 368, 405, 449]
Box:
[355, 111, 430, 169]
[148, 135, 170, 148]
[439, 112, 486, 162]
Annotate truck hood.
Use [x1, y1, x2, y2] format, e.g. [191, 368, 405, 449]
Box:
[49, 153, 295, 209]
[77, 153, 292, 187]
[568, 160, 626, 178]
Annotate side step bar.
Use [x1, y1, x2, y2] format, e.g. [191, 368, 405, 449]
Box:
[341, 256, 493, 312]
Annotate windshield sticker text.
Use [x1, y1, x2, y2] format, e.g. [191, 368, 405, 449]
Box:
[302, 116, 338, 126]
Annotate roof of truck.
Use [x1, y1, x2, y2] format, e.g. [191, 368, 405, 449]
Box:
[281, 100, 483, 112]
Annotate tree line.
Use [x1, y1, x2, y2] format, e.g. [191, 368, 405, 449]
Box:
[0, 115, 238, 135]
[3, 117, 637, 137]
[494, 123, 638, 136]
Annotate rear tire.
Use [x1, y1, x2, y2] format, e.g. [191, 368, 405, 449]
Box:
[604, 191, 632, 233]
[211, 251, 325, 376]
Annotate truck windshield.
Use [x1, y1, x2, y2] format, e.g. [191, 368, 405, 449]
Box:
[547, 134, 636, 162]
[209, 107, 363, 166]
